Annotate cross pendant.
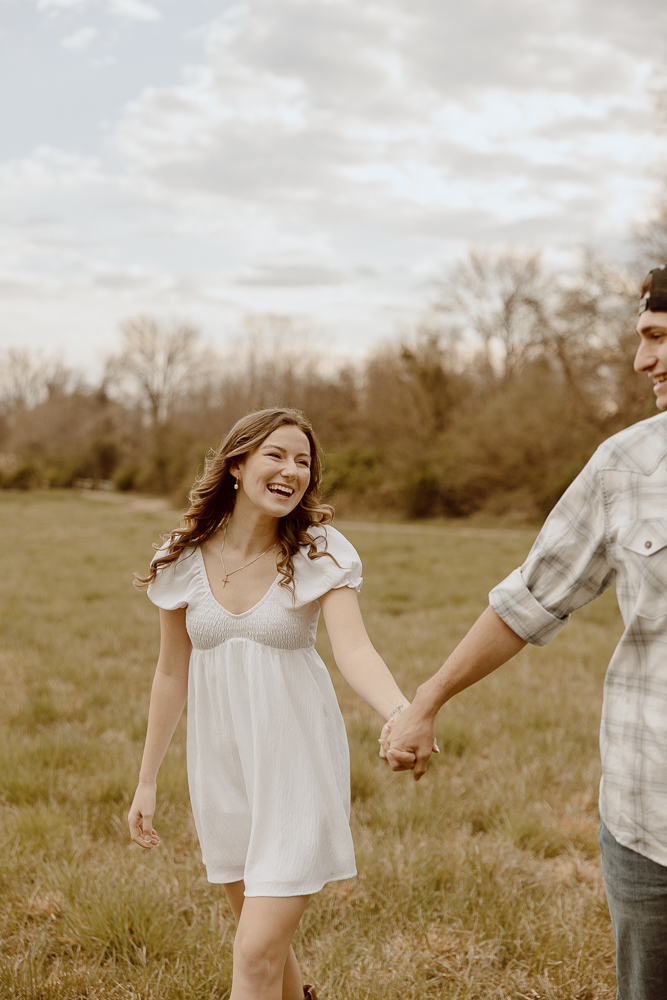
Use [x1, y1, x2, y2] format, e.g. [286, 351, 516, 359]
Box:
[222, 575, 229, 587]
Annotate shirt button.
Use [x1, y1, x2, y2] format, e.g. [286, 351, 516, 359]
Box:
[645, 540, 653, 549]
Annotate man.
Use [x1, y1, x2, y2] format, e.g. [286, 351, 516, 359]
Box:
[382, 266, 667, 1000]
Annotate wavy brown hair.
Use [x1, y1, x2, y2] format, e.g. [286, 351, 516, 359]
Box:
[135, 407, 335, 593]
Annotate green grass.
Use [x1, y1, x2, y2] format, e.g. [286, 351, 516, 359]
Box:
[0, 492, 618, 998]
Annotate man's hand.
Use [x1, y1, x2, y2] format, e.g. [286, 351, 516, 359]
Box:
[379, 703, 438, 780]
[378, 608, 526, 780]
[378, 717, 417, 770]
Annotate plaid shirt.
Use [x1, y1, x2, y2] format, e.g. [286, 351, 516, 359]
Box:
[490, 411, 667, 868]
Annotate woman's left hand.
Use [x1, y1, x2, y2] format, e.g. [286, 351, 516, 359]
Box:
[128, 782, 161, 849]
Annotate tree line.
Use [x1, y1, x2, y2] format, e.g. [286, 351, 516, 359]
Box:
[0, 246, 659, 520]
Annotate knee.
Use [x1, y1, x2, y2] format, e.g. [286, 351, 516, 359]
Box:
[233, 927, 284, 986]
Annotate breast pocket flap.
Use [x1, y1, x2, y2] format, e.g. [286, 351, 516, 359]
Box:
[619, 519, 667, 557]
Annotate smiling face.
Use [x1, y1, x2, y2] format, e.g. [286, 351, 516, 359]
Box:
[233, 424, 312, 519]
[634, 311, 667, 411]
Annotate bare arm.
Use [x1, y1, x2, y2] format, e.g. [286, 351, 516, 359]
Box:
[385, 605, 526, 780]
[128, 607, 192, 848]
[319, 586, 409, 720]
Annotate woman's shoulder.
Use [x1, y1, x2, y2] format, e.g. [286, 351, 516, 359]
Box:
[290, 523, 363, 603]
[303, 523, 357, 557]
[151, 538, 198, 564]
[147, 540, 200, 610]
[150, 540, 201, 581]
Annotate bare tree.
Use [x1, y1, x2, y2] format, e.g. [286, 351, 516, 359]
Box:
[0, 347, 74, 410]
[105, 315, 209, 427]
[225, 313, 321, 409]
[521, 253, 645, 422]
[631, 78, 667, 269]
[633, 199, 667, 271]
[434, 248, 545, 377]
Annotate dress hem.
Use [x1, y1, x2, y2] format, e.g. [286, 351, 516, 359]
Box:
[205, 868, 358, 895]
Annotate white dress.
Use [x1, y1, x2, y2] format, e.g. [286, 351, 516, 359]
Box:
[147, 525, 361, 897]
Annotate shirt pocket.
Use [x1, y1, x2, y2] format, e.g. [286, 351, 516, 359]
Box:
[618, 519, 667, 620]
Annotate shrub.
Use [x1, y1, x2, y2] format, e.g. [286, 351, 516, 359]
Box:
[114, 465, 139, 492]
[4, 461, 40, 490]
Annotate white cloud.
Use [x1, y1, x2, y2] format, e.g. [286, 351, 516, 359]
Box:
[106, 0, 161, 22]
[0, 147, 108, 205]
[107, 0, 663, 250]
[61, 25, 98, 50]
[37, 0, 92, 9]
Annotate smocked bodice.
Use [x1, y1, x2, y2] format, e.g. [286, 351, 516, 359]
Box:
[186, 578, 319, 651]
[147, 524, 363, 653]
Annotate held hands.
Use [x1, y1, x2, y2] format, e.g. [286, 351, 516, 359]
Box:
[378, 704, 439, 781]
[128, 781, 161, 849]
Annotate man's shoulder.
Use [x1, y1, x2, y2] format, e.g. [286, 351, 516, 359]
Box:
[594, 412, 667, 475]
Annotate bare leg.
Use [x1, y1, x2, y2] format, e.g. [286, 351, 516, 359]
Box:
[225, 882, 309, 1000]
[230, 894, 310, 1000]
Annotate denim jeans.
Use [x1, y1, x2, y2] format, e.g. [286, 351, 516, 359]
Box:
[599, 821, 667, 1000]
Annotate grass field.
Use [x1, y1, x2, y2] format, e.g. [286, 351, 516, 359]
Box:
[0, 491, 620, 999]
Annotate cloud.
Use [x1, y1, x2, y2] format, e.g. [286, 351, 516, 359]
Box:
[37, 0, 92, 9]
[37, 0, 162, 21]
[0, 268, 63, 297]
[110, 0, 659, 199]
[109, 44, 658, 268]
[91, 264, 169, 290]
[61, 25, 98, 50]
[106, 0, 161, 22]
[0, 147, 110, 262]
[233, 263, 348, 288]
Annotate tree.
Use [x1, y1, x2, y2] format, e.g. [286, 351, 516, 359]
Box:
[519, 253, 644, 424]
[226, 313, 321, 410]
[434, 248, 545, 377]
[105, 315, 209, 427]
[0, 348, 74, 411]
[633, 201, 667, 270]
[631, 81, 667, 270]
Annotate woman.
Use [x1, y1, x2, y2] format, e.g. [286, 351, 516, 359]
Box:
[128, 407, 413, 1000]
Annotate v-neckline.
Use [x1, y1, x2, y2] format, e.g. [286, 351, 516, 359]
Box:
[195, 546, 280, 618]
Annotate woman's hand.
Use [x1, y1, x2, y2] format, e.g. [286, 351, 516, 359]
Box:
[128, 781, 161, 849]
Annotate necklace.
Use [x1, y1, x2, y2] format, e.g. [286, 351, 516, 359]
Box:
[219, 526, 278, 587]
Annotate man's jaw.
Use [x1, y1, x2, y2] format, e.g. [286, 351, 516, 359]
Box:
[650, 372, 667, 409]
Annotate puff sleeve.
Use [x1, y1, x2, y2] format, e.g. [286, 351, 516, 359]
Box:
[291, 526, 363, 607]
[146, 545, 198, 611]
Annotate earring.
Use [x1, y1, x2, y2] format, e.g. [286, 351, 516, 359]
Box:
[234, 479, 239, 491]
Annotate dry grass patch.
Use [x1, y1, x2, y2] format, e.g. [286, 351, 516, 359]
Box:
[0, 493, 619, 998]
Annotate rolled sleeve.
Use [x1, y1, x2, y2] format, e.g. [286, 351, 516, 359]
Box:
[490, 568, 570, 646]
[489, 449, 615, 647]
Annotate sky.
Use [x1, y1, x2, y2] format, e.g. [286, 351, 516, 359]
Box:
[2, 0, 667, 376]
